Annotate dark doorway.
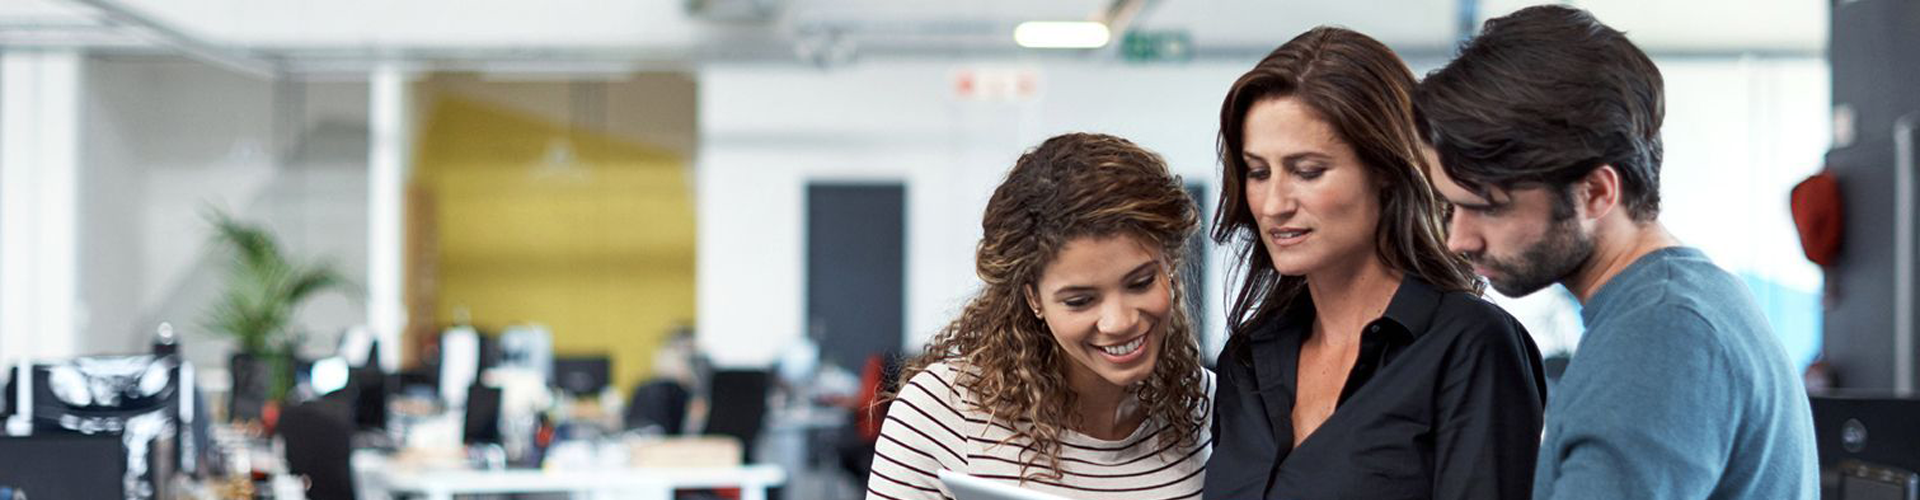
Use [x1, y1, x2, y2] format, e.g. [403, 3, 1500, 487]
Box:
[806, 183, 907, 372]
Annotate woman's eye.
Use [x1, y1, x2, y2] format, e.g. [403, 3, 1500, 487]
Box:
[1127, 275, 1156, 290]
[1247, 167, 1270, 180]
[1294, 167, 1325, 180]
[1062, 297, 1092, 308]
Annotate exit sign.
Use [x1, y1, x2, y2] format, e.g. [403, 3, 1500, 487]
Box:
[1122, 30, 1193, 62]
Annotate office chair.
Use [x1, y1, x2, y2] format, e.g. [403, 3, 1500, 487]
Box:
[704, 369, 771, 462]
[280, 396, 357, 500]
[625, 379, 691, 435]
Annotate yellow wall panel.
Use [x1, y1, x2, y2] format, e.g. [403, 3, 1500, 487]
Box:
[415, 96, 694, 391]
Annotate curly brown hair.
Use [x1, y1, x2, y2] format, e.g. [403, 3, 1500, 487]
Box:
[889, 132, 1208, 482]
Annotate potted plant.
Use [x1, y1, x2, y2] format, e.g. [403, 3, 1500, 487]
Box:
[202, 210, 351, 423]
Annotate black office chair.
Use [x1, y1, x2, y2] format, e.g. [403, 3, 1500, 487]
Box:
[626, 379, 691, 435]
[704, 369, 771, 462]
[280, 396, 357, 500]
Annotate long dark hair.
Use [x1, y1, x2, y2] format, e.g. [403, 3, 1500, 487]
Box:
[1214, 27, 1480, 349]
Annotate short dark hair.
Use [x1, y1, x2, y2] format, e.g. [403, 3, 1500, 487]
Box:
[1416, 5, 1665, 221]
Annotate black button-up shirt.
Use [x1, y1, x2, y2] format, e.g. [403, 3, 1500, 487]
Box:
[1203, 277, 1547, 499]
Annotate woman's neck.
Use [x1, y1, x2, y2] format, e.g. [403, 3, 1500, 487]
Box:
[1065, 366, 1140, 440]
[1304, 255, 1402, 348]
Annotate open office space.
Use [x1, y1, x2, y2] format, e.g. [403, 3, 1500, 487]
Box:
[0, 0, 1914, 499]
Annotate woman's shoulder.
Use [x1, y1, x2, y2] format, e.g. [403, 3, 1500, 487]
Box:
[1430, 289, 1525, 331]
[897, 360, 979, 408]
[1427, 290, 1540, 357]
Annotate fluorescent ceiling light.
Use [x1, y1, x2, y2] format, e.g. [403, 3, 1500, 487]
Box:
[1014, 21, 1110, 49]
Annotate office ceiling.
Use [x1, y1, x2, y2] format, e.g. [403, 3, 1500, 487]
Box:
[0, 0, 1827, 74]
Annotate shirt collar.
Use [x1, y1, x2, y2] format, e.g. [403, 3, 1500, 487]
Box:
[1258, 275, 1444, 342]
[1373, 275, 1442, 341]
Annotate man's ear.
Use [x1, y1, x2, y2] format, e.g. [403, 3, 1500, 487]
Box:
[1577, 165, 1624, 221]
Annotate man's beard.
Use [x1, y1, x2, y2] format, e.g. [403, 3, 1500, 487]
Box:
[1471, 216, 1594, 297]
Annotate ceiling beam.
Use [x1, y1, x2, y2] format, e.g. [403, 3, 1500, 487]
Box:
[63, 0, 281, 79]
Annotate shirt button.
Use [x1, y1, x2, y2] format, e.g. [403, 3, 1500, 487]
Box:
[1369, 325, 1380, 333]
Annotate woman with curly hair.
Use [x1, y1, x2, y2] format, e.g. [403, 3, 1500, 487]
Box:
[865, 133, 1213, 499]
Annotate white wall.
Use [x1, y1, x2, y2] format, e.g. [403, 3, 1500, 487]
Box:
[54, 54, 1833, 376]
[78, 58, 372, 369]
[1660, 57, 1830, 294]
[1658, 57, 1830, 369]
[697, 60, 1258, 368]
[696, 55, 1833, 370]
[1, 50, 83, 364]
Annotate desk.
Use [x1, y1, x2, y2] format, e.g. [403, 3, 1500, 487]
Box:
[353, 452, 786, 500]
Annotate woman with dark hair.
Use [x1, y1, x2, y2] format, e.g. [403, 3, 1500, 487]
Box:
[1201, 27, 1546, 499]
[867, 133, 1212, 499]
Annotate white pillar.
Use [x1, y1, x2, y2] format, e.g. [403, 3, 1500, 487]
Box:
[0, 50, 83, 365]
[367, 63, 409, 372]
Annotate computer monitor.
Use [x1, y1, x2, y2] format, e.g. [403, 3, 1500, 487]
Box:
[552, 356, 610, 396]
[5, 356, 197, 499]
[463, 385, 503, 445]
[0, 434, 126, 499]
[348, 365, 389, 432]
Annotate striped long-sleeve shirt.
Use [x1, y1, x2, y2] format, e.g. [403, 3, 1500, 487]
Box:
[866, 361, 1214, 500]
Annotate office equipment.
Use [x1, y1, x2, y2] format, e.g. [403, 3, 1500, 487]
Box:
[705, 370, 770, 457]
[338, 326, 378, 368]
[463, 385, 504, 445]
[281, 397, 357, 500]
[1811, 395, 1920, 499]
[498, 325, 554, 382]
[0, 434, 128, 499]
[938, 470, 1070, 500]
[5, 356, 190, 500]
[353, 451, 785, 500]
[1838, 460, 1918, 500]
[440, 327, 481, 408]
[1825, 0, 1920, 392]
[348, 363, 390, 432]
[552, 356, 610, 396]
[625, 379, 690, 434]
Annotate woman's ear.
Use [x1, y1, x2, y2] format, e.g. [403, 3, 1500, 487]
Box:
[1025, 284, 1043, 318]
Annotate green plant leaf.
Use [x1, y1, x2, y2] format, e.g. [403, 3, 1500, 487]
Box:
[199, 208, 355, 368]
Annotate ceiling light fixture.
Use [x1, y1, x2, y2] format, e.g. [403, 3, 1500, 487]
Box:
[1014, 21, 1110, 49]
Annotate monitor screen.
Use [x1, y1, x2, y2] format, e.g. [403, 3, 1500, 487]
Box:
[552, 356, 610, 396]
